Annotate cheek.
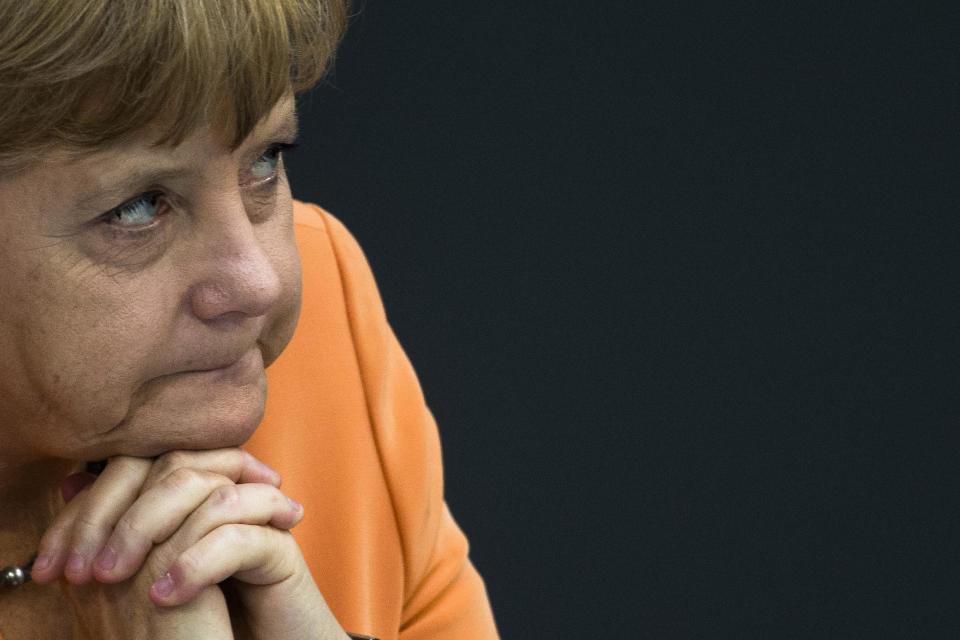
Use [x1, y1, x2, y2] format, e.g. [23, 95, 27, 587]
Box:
[6, 265, 176, 435]
[259, 217, 303, 367]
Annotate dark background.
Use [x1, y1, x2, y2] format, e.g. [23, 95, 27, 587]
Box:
[288, 3, 959, 637]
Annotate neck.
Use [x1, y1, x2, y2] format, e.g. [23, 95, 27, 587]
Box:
[0, 457, 74, 563]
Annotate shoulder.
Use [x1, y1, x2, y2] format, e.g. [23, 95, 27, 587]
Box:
[291, 198, 388, 325]
[292, 198, 330, 231]
[292, 198, 360, 251]
[293, 200, 375, 281]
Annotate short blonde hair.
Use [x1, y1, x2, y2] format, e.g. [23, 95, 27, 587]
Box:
[0, 0, 348, 173]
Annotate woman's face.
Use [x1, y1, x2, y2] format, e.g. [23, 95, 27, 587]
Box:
[0, 97, 302, 461]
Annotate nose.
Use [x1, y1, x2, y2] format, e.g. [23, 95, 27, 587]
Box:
[187, 200, 283, 322]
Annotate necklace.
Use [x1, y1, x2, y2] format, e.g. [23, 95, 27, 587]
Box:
[0, 555, 36, 588]
[1, 462, 103, 590]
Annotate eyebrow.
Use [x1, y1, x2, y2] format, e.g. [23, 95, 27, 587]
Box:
[71, 107, 300, 215]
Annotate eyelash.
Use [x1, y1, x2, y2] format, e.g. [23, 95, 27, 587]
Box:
[100, 142, 299, 240]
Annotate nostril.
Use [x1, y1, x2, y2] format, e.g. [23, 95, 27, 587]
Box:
[189, 264, 283, 321]
[186, 216, 286, 320]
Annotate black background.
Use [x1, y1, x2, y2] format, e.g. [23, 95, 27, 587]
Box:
[288, 3, 959, 637]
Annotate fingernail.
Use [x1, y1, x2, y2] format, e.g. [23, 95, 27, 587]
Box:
[95, 546, 118, 572]
[33, 552, 52, 573]
[152, 573, 175, 599]
[66, 552, 87, 576]
[288, 497, 303, 512]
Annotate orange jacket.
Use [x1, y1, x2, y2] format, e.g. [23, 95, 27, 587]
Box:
[246, 201, 500, 640]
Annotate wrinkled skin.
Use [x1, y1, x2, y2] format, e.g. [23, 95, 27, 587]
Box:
[0, 97, 350, 638]
[0, 95, 301, 464]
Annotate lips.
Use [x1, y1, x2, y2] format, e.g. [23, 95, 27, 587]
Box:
[175, 340, 261, 372]
[154, 343, 265, 382]
[189, 347, 264, 385]
[189, 354, 248, 373]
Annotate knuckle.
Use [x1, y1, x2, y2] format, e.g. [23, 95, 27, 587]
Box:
[211, 483, 241, 507]
[72, 511, 108, 539]
[114, 515, 146, 544]
[219, 523, 253, 547]
[156, 450, 191, 470]
[150, 451, 191, 483]
[174, 548, 203, 579]
[164, 466, 200, 492]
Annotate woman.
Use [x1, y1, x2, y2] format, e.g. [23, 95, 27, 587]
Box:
[0, 1, 499, 638]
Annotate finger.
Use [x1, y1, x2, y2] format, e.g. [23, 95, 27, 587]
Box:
[34, 470, 99, 580]
[60, 456, 152, 584]
[92, 451, 281, 583]
[92, 469, 238, 583]
[31, 482, 94, 585]
[100, 481, 302, 584]
[34, 457, 152, 585]
[164, 483, 304, 556]
[151, 525, 300, 606]
[143, 449, 281, 492]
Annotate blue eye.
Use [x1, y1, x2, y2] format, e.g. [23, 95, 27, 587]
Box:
[107, 191, 163, 228]
[250, 143, 298, 180]
[98, 142, 297, 236]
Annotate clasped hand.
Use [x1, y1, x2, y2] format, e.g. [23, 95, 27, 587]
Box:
[30, 449, 348, 640]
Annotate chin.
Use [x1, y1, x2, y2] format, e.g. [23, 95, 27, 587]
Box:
[99, 376, 269, 458]
[167, 402, 265, 452]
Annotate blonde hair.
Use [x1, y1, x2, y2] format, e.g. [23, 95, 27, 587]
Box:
[0, 0, 348, 173]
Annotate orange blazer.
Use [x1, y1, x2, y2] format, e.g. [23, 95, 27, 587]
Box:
[246, 201, 500, 640]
